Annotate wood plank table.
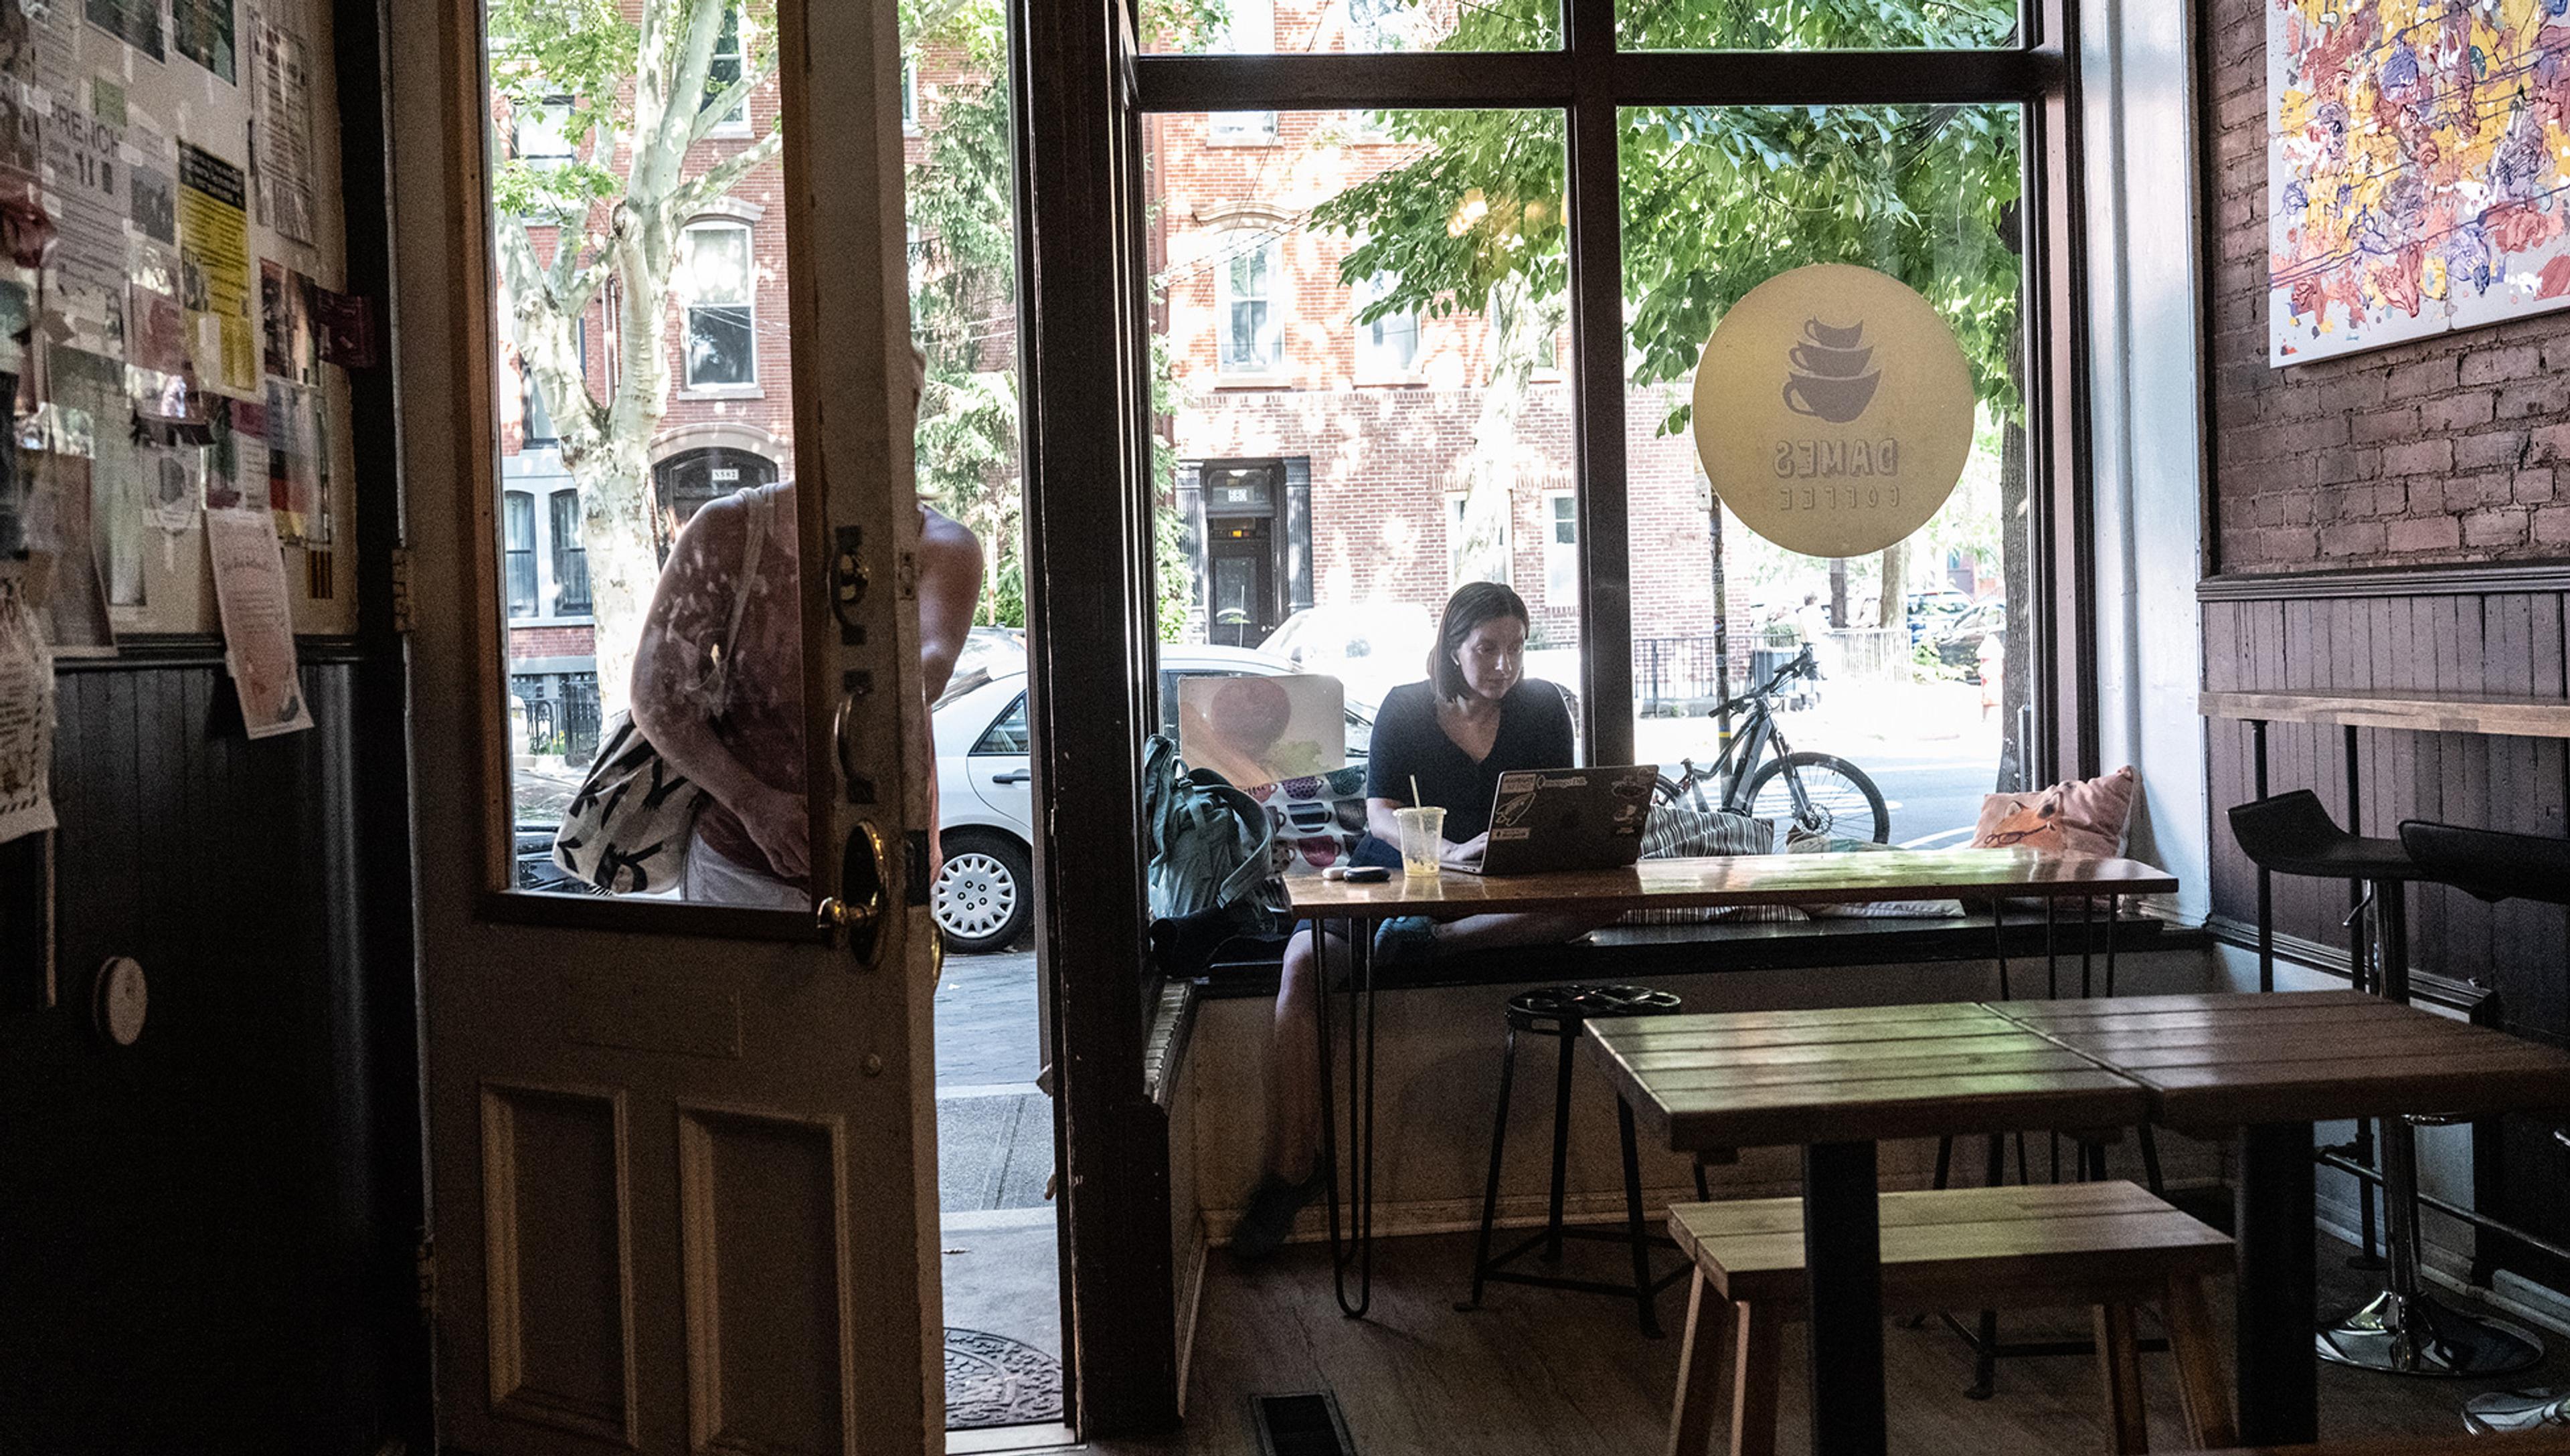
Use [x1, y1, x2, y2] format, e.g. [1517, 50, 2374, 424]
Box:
[1287, 850, 2179, 1318]
[1587, 990, 2570, 1455]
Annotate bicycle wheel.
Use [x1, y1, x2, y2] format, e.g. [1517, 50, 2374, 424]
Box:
[1739, 751, 1891, 844]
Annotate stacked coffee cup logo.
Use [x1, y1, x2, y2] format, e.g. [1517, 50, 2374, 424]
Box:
[1691, 263, 1975, 560]
[1782, 318, 1879, 424]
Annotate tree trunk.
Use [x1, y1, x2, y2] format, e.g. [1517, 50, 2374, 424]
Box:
[1827, 557, 1847, 629]
[1877, 537, 1907, 636]
[584, 219, 679, 721]
[1456, 276, 1561, 588]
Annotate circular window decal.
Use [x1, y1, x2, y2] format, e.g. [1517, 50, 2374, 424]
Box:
[1690, 264, 1976, 560]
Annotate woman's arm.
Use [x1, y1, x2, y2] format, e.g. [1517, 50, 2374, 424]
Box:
[628, 495, 808, 879]
[916, 505, 984, 701]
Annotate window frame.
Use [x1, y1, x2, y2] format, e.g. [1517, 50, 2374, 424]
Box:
[705, 5, 752, 137]
[677, 217, 760, 393]
[1215, 229, 1286, 378]
[1126, 0, 2091, 782]
[1542, 488, 1577, 602]
[1351, 268, 1420, 381]
[501, 490, 537, 619]
[547, 488, 590, 616]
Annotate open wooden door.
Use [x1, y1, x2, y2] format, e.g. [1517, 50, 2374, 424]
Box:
[388, 1, 946, 1451]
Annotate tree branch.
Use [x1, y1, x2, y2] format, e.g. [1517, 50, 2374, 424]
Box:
[637, 0, 730, 197]
[672, 127, 783, 219]
[689, 53, 770, 145]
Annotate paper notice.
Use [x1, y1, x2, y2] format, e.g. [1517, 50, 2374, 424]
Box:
[203, 393, 263, 509]
[260, 258, 313, 383]
[263, 377, 322, 543]
[42, 84, 128, 358]
[86, 0, 166, 61]
[27, 452, 112, 653]
[178, 143, 256, 395]
[173, 0, 234, 84]
[0, 571, 54, 844]
[205, 508, 309, 737]
[251, 15, 313, 243]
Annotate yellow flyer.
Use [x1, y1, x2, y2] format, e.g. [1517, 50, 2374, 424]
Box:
[177, 143, 257, 395]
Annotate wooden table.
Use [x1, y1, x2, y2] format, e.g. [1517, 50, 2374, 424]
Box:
[1286, 850, 2179, 1317]
[1587, 990, 2570, 1455]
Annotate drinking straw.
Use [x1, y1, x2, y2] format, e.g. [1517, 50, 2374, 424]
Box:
[1410, 774, 1422, 808]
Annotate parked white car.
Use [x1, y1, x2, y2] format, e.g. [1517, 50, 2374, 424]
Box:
[930, 644, 1379, 952]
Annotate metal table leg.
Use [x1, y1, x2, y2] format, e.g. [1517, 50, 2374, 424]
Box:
[1802, 1140, 1887, 1456]
[2236, 1120, 2318, 1447]
[1317, 915, 1377, 1318]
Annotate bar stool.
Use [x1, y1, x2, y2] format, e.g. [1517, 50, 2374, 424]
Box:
[1458, 983, 1703, 1337]
[2396, 820, 2570, 1430]
[2228, 791, 2545, 1378]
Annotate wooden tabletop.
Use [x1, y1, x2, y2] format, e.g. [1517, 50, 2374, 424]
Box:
[1992, 990, 2570, 1132]
[1583, 1002, 2151, 1150]
[1286, 848, 2178, 921]
[2200, 688, 2570, 739]
[1591, 990, 2570, 1151]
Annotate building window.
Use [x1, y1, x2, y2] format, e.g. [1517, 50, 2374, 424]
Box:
[1219, 232, 1283, 374]
[1354, 272, 1418, 376]
[1446, 493, 1510, 587]
[678, 220, 756, 388]
[1543, 491, 1577, 602]
[901, 54, 918, 132]
[549, 490, 591, 615]
[1206, 0, 1276, 143]
[512, 94, 576, 166]
[503, 491, 537, 618]
[705, 7, 750, 134]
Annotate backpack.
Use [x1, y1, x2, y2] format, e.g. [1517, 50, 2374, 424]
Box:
[1142, 733, 1288, 935]
[551, 488, 772, 894]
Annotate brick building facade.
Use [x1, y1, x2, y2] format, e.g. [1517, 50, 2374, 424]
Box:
[2205, 0, 2570, 571]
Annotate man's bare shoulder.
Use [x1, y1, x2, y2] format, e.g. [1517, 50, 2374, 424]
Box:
[918, 503, 984, 574]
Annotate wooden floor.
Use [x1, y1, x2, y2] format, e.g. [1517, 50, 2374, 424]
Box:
[1084, 1222, 2570, 1455]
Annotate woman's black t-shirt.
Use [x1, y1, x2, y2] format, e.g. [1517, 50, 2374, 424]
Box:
[1361, 679, 1577, 846]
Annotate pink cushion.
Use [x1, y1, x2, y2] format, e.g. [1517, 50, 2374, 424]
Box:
[1972, 765, 2138, 858]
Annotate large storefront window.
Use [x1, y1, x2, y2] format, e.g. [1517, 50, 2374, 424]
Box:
[1623, 102, 2029, 846]
[1152, 109, 1574, 726]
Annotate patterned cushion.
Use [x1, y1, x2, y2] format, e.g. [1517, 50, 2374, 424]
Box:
[1624, 803, 1806, 925]
[1242, 765, 1371, 876]
[1972, 765, 2139, 858]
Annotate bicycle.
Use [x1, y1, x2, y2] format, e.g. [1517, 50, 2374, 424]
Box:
[1652, 644, 1892, 843]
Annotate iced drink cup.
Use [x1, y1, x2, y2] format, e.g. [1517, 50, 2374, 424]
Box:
[1394, 806, 1446, 879]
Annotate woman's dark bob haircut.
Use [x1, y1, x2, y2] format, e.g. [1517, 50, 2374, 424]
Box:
[1430, 580, 1531, 701]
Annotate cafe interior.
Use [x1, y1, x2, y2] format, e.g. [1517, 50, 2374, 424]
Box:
[12, 1, 2570, 1454]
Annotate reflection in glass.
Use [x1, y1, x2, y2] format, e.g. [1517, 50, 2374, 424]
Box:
[1620, 103, 2029, 848]
[1615, 0, 2017, 52]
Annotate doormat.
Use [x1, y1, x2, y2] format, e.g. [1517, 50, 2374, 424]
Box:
[945, 1327, 1063, 1429]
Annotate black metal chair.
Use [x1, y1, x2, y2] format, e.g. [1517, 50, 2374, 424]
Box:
[2397, 820, 2570, 1431]
[1457, 984, 1704, 1337]
[2227, 792, 2545, 1378]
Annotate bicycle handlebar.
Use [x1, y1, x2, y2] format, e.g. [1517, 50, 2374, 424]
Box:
[1713, 643, 1816, 717]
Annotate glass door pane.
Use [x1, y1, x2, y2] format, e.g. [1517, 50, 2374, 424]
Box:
[1617, 0, 2019, 52]
[1142, 0, 1559, 54]
[1621, 102, 2031, 849]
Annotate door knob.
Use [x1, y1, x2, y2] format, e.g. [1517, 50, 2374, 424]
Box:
[817, 821, 889, 968]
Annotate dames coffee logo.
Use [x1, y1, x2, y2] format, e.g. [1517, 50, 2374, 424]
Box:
[1782, 317, 1878, 424]
[1693, 264, 1974, 560]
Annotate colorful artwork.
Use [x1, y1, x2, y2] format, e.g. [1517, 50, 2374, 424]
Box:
[2268, 1, 2570, 365]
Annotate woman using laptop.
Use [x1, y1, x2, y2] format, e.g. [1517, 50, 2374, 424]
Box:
[1235, 580, 1612, 1258]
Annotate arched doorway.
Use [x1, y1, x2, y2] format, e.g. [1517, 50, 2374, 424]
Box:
[653, 444, 780, 529]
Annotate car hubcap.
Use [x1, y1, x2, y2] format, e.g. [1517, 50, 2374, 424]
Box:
[934, 852, 1019, 939]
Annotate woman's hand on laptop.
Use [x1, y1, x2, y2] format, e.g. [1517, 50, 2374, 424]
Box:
[1440, 833, 1489, 872]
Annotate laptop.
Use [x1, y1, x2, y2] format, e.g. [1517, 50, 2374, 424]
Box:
[1451, 764, 1660, 876]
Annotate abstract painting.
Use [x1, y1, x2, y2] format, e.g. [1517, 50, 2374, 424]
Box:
[2267, 1, 2570, 366]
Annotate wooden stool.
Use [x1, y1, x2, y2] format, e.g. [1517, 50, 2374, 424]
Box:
[1664, 1181, 2235, 1456]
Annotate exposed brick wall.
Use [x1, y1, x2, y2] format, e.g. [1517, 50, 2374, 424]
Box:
[509, 625, 596, 660]
[2205, 0, 2570, 573]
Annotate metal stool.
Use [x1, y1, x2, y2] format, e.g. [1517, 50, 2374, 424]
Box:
[2229, 792, 2545, 1378]
[2395, 820, 2570, 1429]
[1457, 984, 1703, 1336]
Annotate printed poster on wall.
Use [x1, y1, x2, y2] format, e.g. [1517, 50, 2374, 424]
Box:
[27, 452, 113, 653]
[264, 377, 323, 543]
[177, 143, 256, 394]
[251, 14, 314, 243]
[1690, 263, 1975, 561]
[206, 507, 310, 738]
[2267, 3, 2570, 364]
[260, 259, 313, 384]
[0, 571, 54, 844]
[174, 0, 234, 83]
[42, 86, 129, 359]
[85, 0, 165, 60]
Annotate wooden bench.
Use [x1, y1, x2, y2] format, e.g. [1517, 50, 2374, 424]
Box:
[1665, 1180, 2235, 1456]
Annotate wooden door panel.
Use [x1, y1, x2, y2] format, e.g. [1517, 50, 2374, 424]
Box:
[679, 1107, 853, 1456]
[481, 1083, 638, 1445]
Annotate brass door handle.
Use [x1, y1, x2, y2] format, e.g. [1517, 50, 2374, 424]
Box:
[816, 821, 889, 968]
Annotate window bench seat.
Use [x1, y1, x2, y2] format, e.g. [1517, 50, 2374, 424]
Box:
[1191, 909, 2206, 999]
